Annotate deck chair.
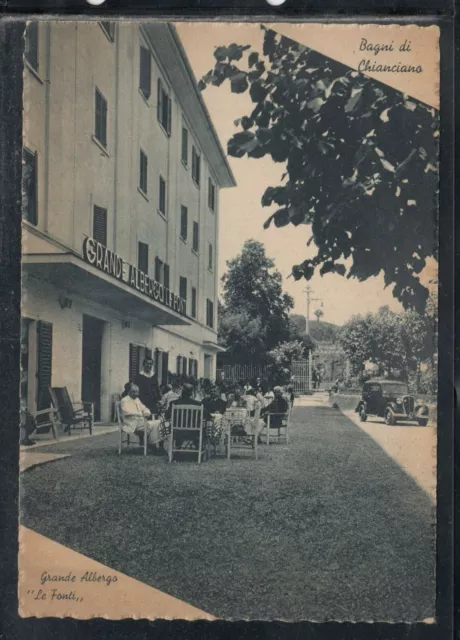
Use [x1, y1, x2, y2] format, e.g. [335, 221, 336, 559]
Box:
[168, 405, 205, 464]
[223, 407, 259, 460]
[116, 401, 147, 456]
[264, 410, 291, 445]
[20, 407, 59, 442]
[49, 387, 94, 435]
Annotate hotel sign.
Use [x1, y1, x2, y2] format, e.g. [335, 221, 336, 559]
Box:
[83, 237, 187, 317]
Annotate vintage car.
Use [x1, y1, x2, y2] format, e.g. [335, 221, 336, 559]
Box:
[355, 379, 429, 426]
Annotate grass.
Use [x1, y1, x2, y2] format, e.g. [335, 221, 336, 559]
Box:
[20, 405, 435, 621]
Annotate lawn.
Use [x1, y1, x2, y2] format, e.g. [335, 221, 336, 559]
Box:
[20, 405, 435, 621]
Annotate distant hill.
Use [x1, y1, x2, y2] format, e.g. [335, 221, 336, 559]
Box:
[308, 320, 340, 343]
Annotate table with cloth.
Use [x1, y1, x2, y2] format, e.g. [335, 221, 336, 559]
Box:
[208, 409, 265, 455]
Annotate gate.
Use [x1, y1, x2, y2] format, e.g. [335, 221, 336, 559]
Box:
[291, 358, 311, 395]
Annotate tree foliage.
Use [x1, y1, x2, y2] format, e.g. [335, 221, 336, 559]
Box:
[218, 240, 294, 363]
[314, 308, 324, 322]
[338, 305, 435, 379]
[267, 340, 305, 384]
[200, 28, 439, 313]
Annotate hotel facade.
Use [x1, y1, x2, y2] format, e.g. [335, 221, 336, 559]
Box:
[21, 21, 235, 421]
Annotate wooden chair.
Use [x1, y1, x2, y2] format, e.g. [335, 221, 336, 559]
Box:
[49, 387, 94, 435]
[20, 407, 59, 442]
[116, 401, 147, 456]
[223, 407, 259, 460]
[264, 410, 291, 445]
[168, 405, 206, 464]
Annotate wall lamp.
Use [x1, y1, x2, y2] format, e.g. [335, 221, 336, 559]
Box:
[121, 320, 131, 330]
[58, 294, 73, 310]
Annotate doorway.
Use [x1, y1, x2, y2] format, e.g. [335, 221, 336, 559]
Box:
[81, 315, 105, 421]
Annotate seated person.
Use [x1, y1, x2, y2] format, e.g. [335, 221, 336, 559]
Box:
[120, 384, 162, 450]
[203, 385, 227, 415]
[243, 388, 262, 417]
[263, 387, 275, 406]
[159, 384, 180, 413]
[261, 386, 289, 427]
[228, 387, 246, 409]
[166, 377, 211, 450]
[121, 381, 133, 398]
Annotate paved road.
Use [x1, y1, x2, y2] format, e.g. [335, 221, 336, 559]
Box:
[21, 404, 435, 621]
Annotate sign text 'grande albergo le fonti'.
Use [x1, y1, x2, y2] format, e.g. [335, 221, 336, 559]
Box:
[83, 236, 187, 316]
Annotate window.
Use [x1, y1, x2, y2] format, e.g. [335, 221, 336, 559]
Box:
[180, 206, 188, 241]
[138, 241, 149, 274]
[154, 258, 170, 287]
[139, 150, 148, 194]
[208, 178, 216, 211]
[179, 276, 187, 315]
[25, 23, 39, 71]
[181, 127, 188, 166]
[93, 205, 107, 245]
[154, 256, 163, 283]
[158, 176, 166, 215]
[192, 221, 199, 253]
[22, 148, 37, 225]
[139, 45, 151, 100]
[176, 355, 182, 375]
[192, 147, 201, 186]
[206, 299, 214, 329]
[94, 88, 107, 148]
[157, 79, 171, 134]
[191, 287, 197, 319]
[188, 358, 198, 378]
[100, 22, 115, 41]
[208, 243, 213, 271]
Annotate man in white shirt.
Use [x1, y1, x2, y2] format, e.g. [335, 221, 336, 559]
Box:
[120, 384, 161, 447]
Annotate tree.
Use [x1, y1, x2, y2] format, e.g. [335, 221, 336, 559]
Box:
[267, 340, 305, 385]
[219, 239, 294, 362]
[200, 28, 439, 314]
[314, 308, 324, 322]
[338, 305, 435, 383]
[289, 313, 306, 335]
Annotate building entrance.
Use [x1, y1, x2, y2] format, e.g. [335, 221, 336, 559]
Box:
[81, 315, 105, 421]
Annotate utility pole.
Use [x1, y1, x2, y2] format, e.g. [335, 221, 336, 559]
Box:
[304, 286, 323, 335]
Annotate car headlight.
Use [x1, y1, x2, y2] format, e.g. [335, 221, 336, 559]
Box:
[396, 397, 403, 404]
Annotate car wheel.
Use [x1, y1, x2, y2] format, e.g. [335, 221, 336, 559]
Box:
[384, 408, 396, 426]
[417, 418, 428, 427]
[359, 408, 368, 422]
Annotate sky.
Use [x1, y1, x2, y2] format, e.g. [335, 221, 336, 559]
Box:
[176, 23, 435, 326]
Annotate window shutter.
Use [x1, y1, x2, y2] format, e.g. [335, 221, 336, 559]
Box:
[25, 23, 39, 71]
[182, 357, 187, 376]
[167, 96, 172, 135]
[157, 79, 162, 123]
[154, 256, 161, 282]
[37, 321, 52, 410]
[138, 242, 149, 274]
[164, 264, 170, 289]
[194, 360, 198, 378]
[129, 344, 141, 382]
[22, 148, 37, 225]
[154, 348, 161, 377]
[93, 206, 107, 245]
[181, 127, 188, 165]
[176, 355, 182, 375]
[162, 351, 169, 384]
[140, 46, 151, 99]
[188, 359, 193, 376]
[101, 97, 107, 147]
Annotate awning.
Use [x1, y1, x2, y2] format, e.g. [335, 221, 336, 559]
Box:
[22, 253, 190, 327]
[203, 341, 226, 353]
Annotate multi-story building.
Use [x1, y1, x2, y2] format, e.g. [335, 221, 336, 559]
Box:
[21, 21, 235, 421]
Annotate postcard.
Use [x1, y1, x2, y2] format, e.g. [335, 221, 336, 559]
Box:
[19, 19, 438, 621]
